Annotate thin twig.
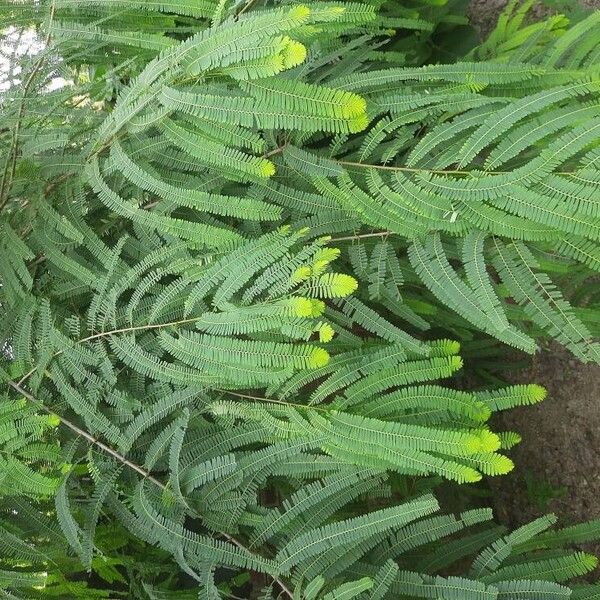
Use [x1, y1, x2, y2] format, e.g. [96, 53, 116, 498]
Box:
[236, 0, 259, 18]
[7, 379, 294, 599]
[214, 389, 330, 413]
[329, 230, 392, 242]
[11, 314, 208, 392]
[0, 1, 57, 213]
[263, 144, 288, 158]
[336, 159, 477, 176]
[336, 159, 577, 177]
[8, 379, 165, 488]
[75, 316, 202, 346]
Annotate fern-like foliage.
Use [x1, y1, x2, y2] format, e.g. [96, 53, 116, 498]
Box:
[0, 395, 62, 498]
[265, 2, 600, 362]
[1, 0, 600, 597]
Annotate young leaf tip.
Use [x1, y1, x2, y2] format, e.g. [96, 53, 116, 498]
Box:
[310, 299, 326, 316]
[331, 274, 358, 297]
[318, 323, 335, 343]
[260, 160, 276, 177]
[290, 297, 315, 317]
[446, 340, 461, 354]
[494, 455, 515, 475]
[479, 429, 501, 453]
[584, 553, 599, 571]
[290, 5, 311, 21]
[308, 347, 330, 368]
[47, 413, 61, 427]
[292, 266, 312, 283]
[464, 469, 483, 484]
[449, 355, 464, 371]
[527, 384, 547, 403]
[281, 38, 307, 68]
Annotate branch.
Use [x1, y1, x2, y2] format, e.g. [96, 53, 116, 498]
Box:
[12, 313, 210, 390]
[336, 159, 577, 177]
[329, 230, 393, 242]
[236, 0, 259, 18]
[7, 379, 294, 599]
[7, 380, 165, 487]
[0, 1, 57, 213]
[215, 389, 331, 414]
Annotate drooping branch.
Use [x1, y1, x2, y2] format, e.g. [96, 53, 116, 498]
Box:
[6, 378, 295, 599]
[7, 379, 165, 487]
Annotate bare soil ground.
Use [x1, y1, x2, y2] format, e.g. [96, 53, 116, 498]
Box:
[488, 347, 600, 550]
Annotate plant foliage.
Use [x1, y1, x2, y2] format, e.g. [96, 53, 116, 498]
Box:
[1, 0, 600, 597]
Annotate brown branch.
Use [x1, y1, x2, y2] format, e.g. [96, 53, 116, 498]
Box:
[336, 159, 577, 177]
[263, 144, 288, 158]
[7, 379, 165, 488]
[214, 389, 330, 413]
[44, 173, 73, 195]
[236, 0, 259, 18]
[329, 230, 393, 242]
[7, 379, 294, 598]
[11, 309, 208, 391]
[336, 159, 478, 176]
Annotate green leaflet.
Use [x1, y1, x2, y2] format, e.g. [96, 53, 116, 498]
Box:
[55, 0, 217, 17]
[335, 61, 547, 92]
[86, 156, 243, 248]
[408, 233, 537, 353]
[160, 78, 368, 134]
[276, 494, 440, 570]
[492, 239, 600, 363]
[50, 20, 177, 51]
[110, 141, 282, 221]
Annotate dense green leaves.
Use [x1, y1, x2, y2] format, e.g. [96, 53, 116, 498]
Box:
[2, 0, 600, 598]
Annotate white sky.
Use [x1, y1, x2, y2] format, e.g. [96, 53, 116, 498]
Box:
[1, 25, 70, 92]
